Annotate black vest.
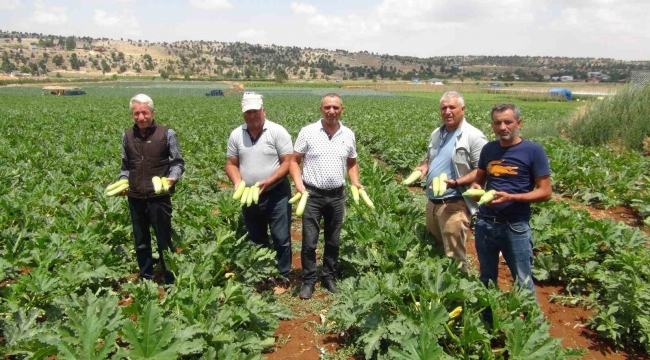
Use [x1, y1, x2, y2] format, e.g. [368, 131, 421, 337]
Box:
[124, 123, 174, 198]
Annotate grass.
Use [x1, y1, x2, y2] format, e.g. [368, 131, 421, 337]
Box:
[567, 84, 650, 151]
[275, 290, 335, 318]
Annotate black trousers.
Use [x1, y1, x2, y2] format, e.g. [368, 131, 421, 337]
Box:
[128, 195, 175, 284]
[301, 185, 345, 285]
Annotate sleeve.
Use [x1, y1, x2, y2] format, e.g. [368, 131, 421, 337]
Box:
[294, 128, 308, 154]
[167, 129, 185, 181]
[348, 131, 357, 159]
[532, 144, 551, 178]
[226, 129, 239, 158]
[276, 127, 294, 156]
[469, 131, 489, 169]
[478, 144, 488, 171]
[118, 133, 130, 180]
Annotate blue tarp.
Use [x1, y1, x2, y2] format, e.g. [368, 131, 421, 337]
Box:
[549, 88, 572, 101]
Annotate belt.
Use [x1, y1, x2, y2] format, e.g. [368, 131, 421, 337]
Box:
[304, 183, 344, 196]
[477, 215, 510, 224]
[429, 196, 463, 204]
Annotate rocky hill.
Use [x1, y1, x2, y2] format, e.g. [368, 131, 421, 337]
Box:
[1, 30, 649, 82]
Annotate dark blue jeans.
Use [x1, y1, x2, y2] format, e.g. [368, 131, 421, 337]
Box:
[128, 195, 175, 284]
[301, 185, 345, 285]
[242, 178, 292, 277]
[475, 217, 537, 325]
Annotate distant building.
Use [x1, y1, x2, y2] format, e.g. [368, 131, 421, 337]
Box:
[587, 72, 611, 81]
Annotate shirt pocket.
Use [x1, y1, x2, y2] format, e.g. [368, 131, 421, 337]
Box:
[453, 148, 470, 168]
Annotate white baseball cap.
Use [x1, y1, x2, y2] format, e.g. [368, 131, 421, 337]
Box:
[241, 92, 263, 113]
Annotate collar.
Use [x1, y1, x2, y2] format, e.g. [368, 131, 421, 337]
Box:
[438, 117, 466, 137]
[318, 118, 343, 135]
[132, 120, 157, 138]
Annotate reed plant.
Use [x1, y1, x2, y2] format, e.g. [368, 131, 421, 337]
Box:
[567, 84, 650, 152]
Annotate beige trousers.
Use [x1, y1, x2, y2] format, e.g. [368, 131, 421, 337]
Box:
[425, 198, 471, 272]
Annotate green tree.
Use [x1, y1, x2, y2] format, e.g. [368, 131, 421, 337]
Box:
[38, 58, 47, 73]
[274, 66, 288, 83]
[101, 59, 111, 73]
[69, 53, 81, 70]
[143, 54, 154, 70]
[52, 54, 64, 67]
[65, 36, 76, 51]
[1, 52, 16, 74]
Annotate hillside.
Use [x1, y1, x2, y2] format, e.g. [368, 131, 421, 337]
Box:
[1, 30, 649, 82]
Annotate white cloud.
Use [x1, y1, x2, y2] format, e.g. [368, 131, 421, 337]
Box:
[30, 1, 67, 25]
[93, 9, 141, 36]
[287, 0, 648, 59]
[189, 0, 233, 10]
[0, 0, 21, 10]
[290, 2, 317, 15]
[549, 1, 649, 37]
[289, 3, 381, 41]
[237, 28, 266, 40]
[375, 0, 536, 31]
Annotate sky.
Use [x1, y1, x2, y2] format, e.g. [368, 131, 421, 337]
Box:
[1, 0, 649, 61]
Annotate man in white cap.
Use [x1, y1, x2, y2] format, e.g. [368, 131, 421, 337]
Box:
[225, 92, 294, 287]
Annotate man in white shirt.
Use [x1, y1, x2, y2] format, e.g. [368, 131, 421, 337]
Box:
[289, 93, 364, 300]
[226, 92, 294, 286]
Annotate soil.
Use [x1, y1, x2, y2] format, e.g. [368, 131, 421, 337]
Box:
[266, 236, 344, 360]
[263, 187, 647, 359]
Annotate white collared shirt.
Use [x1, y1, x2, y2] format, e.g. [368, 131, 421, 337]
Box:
[294, 119, 357, 189]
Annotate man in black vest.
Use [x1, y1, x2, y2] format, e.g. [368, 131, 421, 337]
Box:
[117, 94, 185, 284]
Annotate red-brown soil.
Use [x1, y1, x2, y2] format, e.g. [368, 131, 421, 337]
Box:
[264, 191, 646, 359]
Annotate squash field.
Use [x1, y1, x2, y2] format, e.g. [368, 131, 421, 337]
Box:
[0, 83, 648, 359]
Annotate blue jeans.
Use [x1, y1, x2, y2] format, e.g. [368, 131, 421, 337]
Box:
[242, 178, 292, 277]
[475, 218, 536, 324]
[128, 195, 175, 284]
